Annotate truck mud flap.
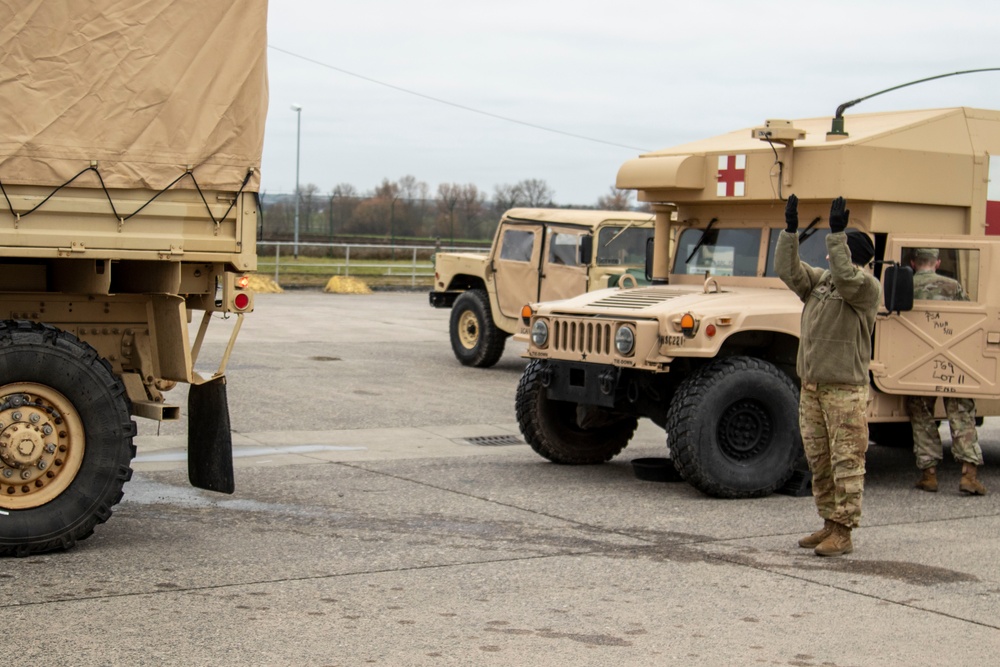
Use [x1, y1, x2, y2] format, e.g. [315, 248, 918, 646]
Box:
[187, 376, 235, 494]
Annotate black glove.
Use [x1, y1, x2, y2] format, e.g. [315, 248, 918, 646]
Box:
[829, 197, 849, 233]
[784, 194, 798, 233]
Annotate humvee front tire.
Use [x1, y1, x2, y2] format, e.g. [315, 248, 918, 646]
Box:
[449, 289, 508, 367]
[516, 359, 638, 463]
[666, 356, 800, 499]
[0, 321, 136, 556]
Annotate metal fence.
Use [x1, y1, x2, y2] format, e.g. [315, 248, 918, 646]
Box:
[256, 241, 488, 287]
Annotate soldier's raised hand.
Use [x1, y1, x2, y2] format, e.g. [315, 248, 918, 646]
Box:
[785, 194, 799, 233]
[830, 197, 849, 233]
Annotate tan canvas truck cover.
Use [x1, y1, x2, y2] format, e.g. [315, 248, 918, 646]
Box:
[0, 0, 267, 192]
[0, 1, 268, 556]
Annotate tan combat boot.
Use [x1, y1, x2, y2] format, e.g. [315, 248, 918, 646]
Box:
[798, 519, 836, 549]
[915, 467, 938, 493]
[959, 463, 987, 496]
[814, 522, 853, 557]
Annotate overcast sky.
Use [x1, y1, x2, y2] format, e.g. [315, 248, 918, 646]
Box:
[261, 1, 1000, 206]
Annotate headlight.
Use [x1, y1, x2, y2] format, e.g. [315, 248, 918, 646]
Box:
[531, 319, 549, 347]
[615, 325, 635, 355]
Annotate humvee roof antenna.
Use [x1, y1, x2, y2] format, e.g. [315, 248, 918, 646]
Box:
[828, 67, 1000, 137]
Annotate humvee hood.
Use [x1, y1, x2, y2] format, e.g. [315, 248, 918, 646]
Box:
[538, 284, 803, 320]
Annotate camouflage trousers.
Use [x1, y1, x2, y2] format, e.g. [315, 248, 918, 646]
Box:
[904, 395, 983, 469]
[799, 383, 869, 528]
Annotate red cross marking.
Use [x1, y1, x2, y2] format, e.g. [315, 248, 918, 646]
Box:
[717, 155, 745, 197]
[988, 200, 1000, 235]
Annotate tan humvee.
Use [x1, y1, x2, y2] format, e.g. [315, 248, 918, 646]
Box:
[430, 208, 654, 367]
[517, 107, 1000, 498]
[0, 0, 266, 555]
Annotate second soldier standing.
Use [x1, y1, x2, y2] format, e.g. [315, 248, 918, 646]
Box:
[905, 248, 987, 495]
[775, 195, 882, 557]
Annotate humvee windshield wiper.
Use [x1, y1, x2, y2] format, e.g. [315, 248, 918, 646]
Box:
[685, 217, 719, 264]
[603, 219, 636, 247]
[798, 216, 823, 244]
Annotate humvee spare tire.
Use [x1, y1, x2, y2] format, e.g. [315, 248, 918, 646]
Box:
[516, 359, 638, 464]
[0, 321, 136, 556]
[666, 356, 800, 498]
[449, 289, 507, 367]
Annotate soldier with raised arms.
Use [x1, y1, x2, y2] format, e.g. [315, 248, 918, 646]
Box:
[775, 196, 882, 557]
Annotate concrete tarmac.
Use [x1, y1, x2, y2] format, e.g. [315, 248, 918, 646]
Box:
[3, 291, 1000, 665]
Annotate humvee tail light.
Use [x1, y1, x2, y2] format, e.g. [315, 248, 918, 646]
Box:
[531, 319, 549, 347]
[236, 274, 251, 289]
[680, 312, 697, 338]
[521, 305, 534, 325]
[233, 291, 251, 311]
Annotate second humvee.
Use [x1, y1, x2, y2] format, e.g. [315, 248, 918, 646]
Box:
[430, 208, 654, 367]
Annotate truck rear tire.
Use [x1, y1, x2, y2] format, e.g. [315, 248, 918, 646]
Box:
[0, 321, 136, 556]
[516, 359, 637, 464]
[449, 289, 508, 367]
[666, 356, 800, 498]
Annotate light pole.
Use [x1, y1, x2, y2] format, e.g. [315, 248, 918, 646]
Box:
[291, 104, 302, 258]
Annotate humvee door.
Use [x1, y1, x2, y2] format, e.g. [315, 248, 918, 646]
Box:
[539, 225, 588, 303]
[873, 239, 1000, 398]
[493, 222, 543, 319]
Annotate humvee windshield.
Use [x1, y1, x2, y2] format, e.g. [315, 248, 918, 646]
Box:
[673, 227, 833, 277]
[597, 226, 654, 266]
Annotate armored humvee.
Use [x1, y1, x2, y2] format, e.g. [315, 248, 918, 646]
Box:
[430, 208, 654, 367]
[516, 107, 1000, 498]
[0, 0, 267, 554]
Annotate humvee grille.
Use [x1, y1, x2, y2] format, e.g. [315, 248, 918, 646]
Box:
[553, 319, 613, 355]
[588, 288, 679, 310]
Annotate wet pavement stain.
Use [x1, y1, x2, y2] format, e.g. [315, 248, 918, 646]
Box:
[711, 549, 980, 586]
[806, 559, 979, 585]
[483, 625, 632, 646]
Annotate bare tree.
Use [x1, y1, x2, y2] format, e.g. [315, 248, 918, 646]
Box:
[327, 183, 358, 245]
[394, 175, 429, 236]
[596, 185, 633, 211]
[517, 178, 554, 207]
[436, 183, 462, 243]
[300, 183, 320, 236]
[373, 179, 401, 239]
[492, 182, 524, 214]
[397, 174, 428, 200]
[458, 184, 488, 239]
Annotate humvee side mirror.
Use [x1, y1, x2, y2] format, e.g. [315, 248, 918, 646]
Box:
[645, 236, 655, 283]
[882, 264, 914, 313]
[579, 234, 593, 265]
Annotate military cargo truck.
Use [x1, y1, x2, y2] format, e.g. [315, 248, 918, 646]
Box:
[0, 0, 268, 555]
[430, 208, 654, 367]
[516, 107, 1000, 498]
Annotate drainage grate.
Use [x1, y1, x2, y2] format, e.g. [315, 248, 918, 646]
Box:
[464, 435, 525, 447]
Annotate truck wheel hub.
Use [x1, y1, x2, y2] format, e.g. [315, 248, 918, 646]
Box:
[0, 384, 85, 510]
[1, 427, 44, 467]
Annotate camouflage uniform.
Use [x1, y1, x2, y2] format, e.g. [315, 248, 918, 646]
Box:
[799, 383, 869, 527]
[905, 258, 983, 469]
[776, 230, 881, 529]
